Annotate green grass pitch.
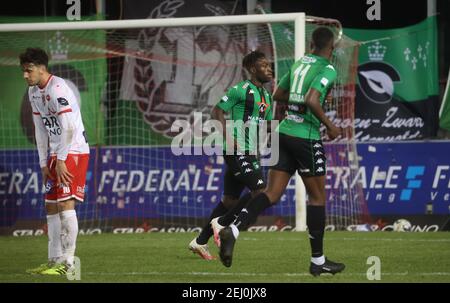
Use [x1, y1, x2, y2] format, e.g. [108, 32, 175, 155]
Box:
[0, 231, 449, 283]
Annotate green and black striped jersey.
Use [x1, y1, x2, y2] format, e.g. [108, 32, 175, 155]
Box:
[216, 80, 273, 152]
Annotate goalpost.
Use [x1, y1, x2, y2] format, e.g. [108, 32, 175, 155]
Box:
[0, 11, 365, 233]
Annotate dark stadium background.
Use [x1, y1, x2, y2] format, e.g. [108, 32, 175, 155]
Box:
[2, 0, 449, 99]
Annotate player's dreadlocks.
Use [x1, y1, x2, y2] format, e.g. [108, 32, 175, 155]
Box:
[242, 50, 266, 72]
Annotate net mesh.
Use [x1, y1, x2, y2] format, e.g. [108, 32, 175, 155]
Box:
[0, 12, 368, 234]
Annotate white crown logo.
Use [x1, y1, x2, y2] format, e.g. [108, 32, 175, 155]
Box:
[48, 31, 69, 60]
[368, 41, 386, 61]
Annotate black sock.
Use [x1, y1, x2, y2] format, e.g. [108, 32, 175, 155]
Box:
[233, 193, 272, 231]
[197, 202, 228, 245]
[307, 205, 326, 258]
[218, 193, 252, 226]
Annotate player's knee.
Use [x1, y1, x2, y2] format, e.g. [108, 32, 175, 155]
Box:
[45, 203, 59, 215]
[263, 190, 281, 204]
[251, 188, 264, 197]
[57, 199, 76, 212]
[222, 196, 239, 209]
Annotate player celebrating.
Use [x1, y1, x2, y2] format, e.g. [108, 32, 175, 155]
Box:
[188, 51, 273, 259]
[217, 28, 345, 276]
[21, 48, 89, 275]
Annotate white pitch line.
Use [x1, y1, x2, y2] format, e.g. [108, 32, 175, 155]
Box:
[240, 237, 450, 243]
[339, 237, 450, 243]
[78, 271, 450, 277]
[4, 271, 450, 280]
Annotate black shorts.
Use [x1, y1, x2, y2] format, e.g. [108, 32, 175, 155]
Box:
[223, 154, 266, 198]
[272, 133, 326, 177]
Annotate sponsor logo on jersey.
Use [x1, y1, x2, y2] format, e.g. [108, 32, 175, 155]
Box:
[299, 168, 310, 173]
[241, 161, 249, 167]
[315, 151, 323, 156]
[316, 158, 324, 164]
[316, 167, 324, 173]
[246, 115, 264, 123]
[257, 179, 264, 185]
[286, 114, 304, 123]
[221, 95, 228, 102]
[57, 97, 69, 106]
[244, 168, 253, 173]
[313, 143, 321, 148]
[42, 116, 61, 132]
[302, 56, 317, 64]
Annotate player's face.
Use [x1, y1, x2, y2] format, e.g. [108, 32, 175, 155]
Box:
[253, 57, 273, 83]
[21, 63, 42, 86]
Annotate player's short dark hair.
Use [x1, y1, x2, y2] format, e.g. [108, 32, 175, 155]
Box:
[19, 48, 49, 68]
[312, 27, 335, 50]
[242, 50, 266, 71]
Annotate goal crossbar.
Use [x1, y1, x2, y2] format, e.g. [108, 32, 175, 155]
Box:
[0, 13, 305, 32]
[0, 12, 307, 66]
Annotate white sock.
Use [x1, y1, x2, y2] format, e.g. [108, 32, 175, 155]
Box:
[60, 210, 78, 266]
[311, 255, 325, 265]
[230, 224, 239, 239]
[46, 213, 63, 263]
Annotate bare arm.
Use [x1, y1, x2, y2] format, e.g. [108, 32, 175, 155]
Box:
[32, 114, 52, 184]
[211, 105, 237, 151]
[211, 105, 226, 132]
[273, 87, 290, 104]
[305, 88, 341, 139]
[55, 112, 75, 185]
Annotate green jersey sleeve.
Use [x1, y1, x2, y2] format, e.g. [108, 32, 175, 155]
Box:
[310, 64, 337, 97]
[277, 69, 291, 90]
[216, 86, 243, 112]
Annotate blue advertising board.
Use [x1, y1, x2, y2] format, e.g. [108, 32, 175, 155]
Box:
[1, 141, 449, 226]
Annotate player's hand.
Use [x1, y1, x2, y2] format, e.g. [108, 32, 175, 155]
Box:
[55, 160, 73, 185]
[41, 166, 52, 185]
[327, 125, 342, 140]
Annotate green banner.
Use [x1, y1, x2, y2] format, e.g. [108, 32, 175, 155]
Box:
[346, 16, 439, 102]
[344, 16, 439, 140]
[439, 67, 450, 132]
[0, 16, 106, 148]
